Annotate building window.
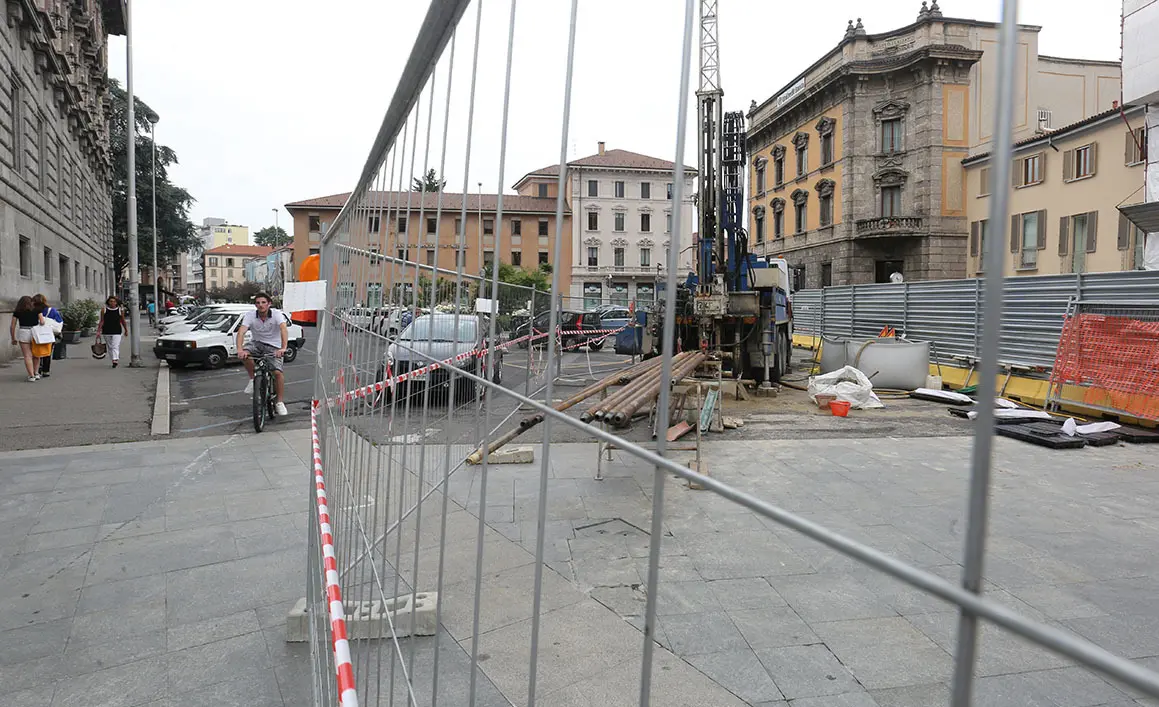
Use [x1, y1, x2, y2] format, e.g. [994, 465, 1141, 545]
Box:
[85, 266, 91, 289]
[755, 211, 766, 243]
[512, 251, 522, 267]
[614, 213, 625, 232]
[636, 283, 654, 304]
[208, 257, 218, 266]
[43, 247, 52, 282]
[1064, 144, 1097, 181]
[588, 212, 599, 231]
[538, 218, 549, 236]
[368, 215, 380, 233]
[970, 219, 990, 264]
[978, 167, 991, 197]
[640, 247, 651, 267]
[1010, 210, 1044, 269]
[397, 216, 408, 233]
[397, 248, 409, 261]
[819, 194, 832, 227]
[795, 144, 807, 177]
[615, 181, 625, 198]
[74, 261, 80, 287]
[1016, 153, 1044, 187]
[425, 249, 435, 266]
[309, 215, 321, 232]
[226, 258, 235, 267]
[665, 213, 672, 233]
[583, 283, 602, 310]
[483, 250, 494, 267]
[456, 250, 467, 267]
[756, 163, 766, 193]
[880, 118, 902, 154]
[427, 217, 437, 234]
[482, 218, 494, 235]
[538, 251, 549, 265]
[614, 247, 625, 267]
[35, 114, 45, 189]
[881, 186, 901, 217]
[512, 219, 522, 236]
[773, 210, 784, 239]
[210, 281, 217, 289]
[666, 183, 673, 200]
[588, 180, 598, 197]
[537, 183, 548, 197]
[610, 282, 629, 306]
[18, 239, 30, 278]
[10, 80, 22, 173]
[640, 182, 651, 199]
[587, 246, 599, 267]
[773, 145, 786, 187]
[454, 218, 462, 235]
[1127, 127, 1148, 165]
[821, 262, 832, 287]
[640, 213, 651, 232]
[820, 132, 834, 166]
[791, 266, 806, 292]
[794, 202, 806, 233]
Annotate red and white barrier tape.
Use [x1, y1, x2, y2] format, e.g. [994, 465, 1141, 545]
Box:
[310, 402, 359, 707]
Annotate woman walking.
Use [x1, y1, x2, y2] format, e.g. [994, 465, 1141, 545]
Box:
[96, 296, 128, 367]
[33, 294, 62, 377]
[9, 295, 46, 381]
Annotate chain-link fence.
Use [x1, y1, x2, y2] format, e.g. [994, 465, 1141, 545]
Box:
[303, 1, 1159, 706]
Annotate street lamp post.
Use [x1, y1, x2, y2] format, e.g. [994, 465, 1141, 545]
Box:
[124, 0, 143, 367]
[272, 207, 279, 233]
[149, 114, 159, 322]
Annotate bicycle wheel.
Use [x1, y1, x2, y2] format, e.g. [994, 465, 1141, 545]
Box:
[267, 373, 277, 419]
[252, 369, 266, 433]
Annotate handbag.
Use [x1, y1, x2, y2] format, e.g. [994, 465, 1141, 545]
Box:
[31, 341, 53, 358]
[91, 339, 107, 359]
[45, 317, 63, 334]
[31, 324, 55, 345]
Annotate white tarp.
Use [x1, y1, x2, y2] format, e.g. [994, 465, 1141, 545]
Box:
[1061, 418, 1122, 436]
[282, 280, 328, 312]
[967, 408, 1052, 421]
[808, 366, 884, 409]
[913, 388, 973, 404]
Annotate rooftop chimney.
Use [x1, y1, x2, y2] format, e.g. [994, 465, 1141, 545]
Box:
[598, 141, 606, 156]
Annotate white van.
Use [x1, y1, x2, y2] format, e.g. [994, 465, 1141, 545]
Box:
[153, 308, 306, 369]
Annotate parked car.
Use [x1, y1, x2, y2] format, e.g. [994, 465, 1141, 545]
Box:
[160, 304, 255, 336]
[374, 314, 501, 404]
[515, 310, 605, 351]
[153, 308, 306, 369]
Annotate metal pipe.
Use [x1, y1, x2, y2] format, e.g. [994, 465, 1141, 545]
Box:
[466, 355, 665, 464]
[581, 354, 678, 422]
[593, 364, 668, 421]
[124, 0, 142, 366]
[612, 353, 704, 427]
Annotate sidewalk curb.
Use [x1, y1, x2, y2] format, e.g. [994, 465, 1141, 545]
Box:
[151, 362, 170, 436]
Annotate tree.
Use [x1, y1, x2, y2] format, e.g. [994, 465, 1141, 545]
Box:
[109, 81, 200, 283]
[254, 225, 291, 248]
[411, 169, 446, 192]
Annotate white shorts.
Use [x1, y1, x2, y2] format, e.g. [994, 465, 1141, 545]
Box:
[15, 327, 33, 344]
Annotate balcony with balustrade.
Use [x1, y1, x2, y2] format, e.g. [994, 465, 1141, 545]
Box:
[855, 216, 924, 238]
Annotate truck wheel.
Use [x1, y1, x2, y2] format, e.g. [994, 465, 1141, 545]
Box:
[204, 348, 227, 370]
[283, 345, 298, 363]
[588, 339, 604, 352]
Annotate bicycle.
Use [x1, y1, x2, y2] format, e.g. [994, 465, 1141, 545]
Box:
[251, 355, 279, 433]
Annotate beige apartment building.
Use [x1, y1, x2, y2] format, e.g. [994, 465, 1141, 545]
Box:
[747, 2, 1121, 288]
[963, 105, 1148, 276]
[203, 244, 272, 292]
[285, 191, 571, 305]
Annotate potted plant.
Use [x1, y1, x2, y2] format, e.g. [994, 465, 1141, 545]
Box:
[80, 299, 100, 336]
[60, 301, 87, 344]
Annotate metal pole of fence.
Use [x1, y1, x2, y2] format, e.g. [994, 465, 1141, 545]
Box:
[640, 0, 696, 702]
[523, 1, 580, 704]
[124, 0, 143, 367]
[951, 0, 1019, 704]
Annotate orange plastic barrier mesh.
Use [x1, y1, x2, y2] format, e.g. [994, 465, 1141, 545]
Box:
[1052, 313, 1159, 420]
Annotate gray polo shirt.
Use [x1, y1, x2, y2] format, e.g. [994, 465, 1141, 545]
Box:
[241, 308, 287, 347]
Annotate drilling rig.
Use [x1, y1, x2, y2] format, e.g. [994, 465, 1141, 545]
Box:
[665, 0, 793, 384]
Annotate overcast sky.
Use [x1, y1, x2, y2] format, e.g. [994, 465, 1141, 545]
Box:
[108, 0, 1122, 236]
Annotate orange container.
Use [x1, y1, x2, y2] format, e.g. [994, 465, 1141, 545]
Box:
[829, 400, 851, 417]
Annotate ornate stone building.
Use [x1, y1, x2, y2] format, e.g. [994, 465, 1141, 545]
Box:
[747, 2, 1121, 287]
[0, 0, 124, 339]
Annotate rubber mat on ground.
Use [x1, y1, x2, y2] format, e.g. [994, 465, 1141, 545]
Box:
[995, 423, 1087, 449]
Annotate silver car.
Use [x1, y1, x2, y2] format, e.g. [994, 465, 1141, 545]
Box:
[375, 314, 503, 404]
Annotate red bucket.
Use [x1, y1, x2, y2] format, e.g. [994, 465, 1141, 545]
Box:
[829, 400, 851, 417]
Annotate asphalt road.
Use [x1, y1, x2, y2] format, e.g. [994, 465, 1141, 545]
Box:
[167, 332, 643, 440]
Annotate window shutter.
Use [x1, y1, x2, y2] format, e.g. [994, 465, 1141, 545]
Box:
[1089, 142, 1098, 176]
[1127, 130, 1136, 165]
[1063, 149, 1074, 181]
[1086, 210, 1098, 252]
[1037, 210, 1047, 249]
[970, 221, 979, 256]
[980, 167, 990, 195]
[1119, 212, 1131, 250]
[1010, 214, 1020, 253]
[1059, 216, 1069, 256]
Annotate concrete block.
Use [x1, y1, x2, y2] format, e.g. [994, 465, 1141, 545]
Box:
[687, 459, 710, 490]
[286, 592, 439, 643]
[490, 446, 534, 464]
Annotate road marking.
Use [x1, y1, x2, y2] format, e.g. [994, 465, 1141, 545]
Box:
[175, 378, 312, 403]
[151, 364, 171, 436]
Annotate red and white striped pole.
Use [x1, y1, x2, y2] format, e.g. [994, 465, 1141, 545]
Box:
[311, 402, 359, 707]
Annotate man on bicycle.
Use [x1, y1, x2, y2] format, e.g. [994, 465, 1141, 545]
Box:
[238, 292, 289, 416]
